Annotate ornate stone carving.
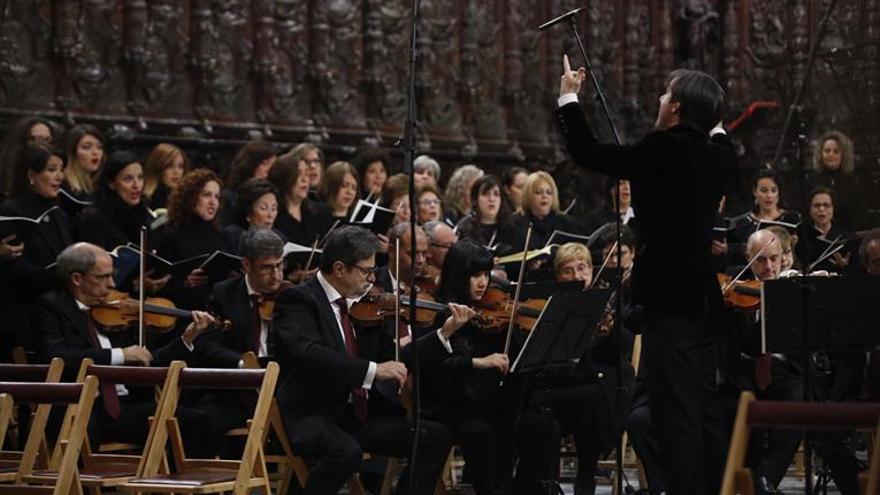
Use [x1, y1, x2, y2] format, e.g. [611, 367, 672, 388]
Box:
[363, 0, 408, 128]
[418, 0, 462, 137]
[273, 0, 311, 122]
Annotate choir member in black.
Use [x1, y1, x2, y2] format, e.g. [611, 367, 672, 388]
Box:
[157, 169, 233, 310]
[413, 154, 441, 189]
[381, 173, 412, 227]
[501, 166, 528, 213]
[195, 228, 286, 449]
[505, 171, 582, 250]
[557, 59, 737, 494]
[272, 226, 459, 495]
[415, 183, 444, 225]
[320, 161, 359, 222]
[353, 147, 391, 201]
[456, 175, 517, 256]
[583, 178, 637, 234]
[33, 242, 217, 455]
[808, 130, 863, 230]
[61, 124, 105, 214]
[728, 169, 802, 266]
[427, 239, 563, 495]
[796, 186, 852, 273]
[0, 144, 74, 357]
[722, 230, 861, 494]
[443, 165, 484, 224]
[285, 142, 324, 198]
[143, 142, 189, 210]
[0, 116, 58, 198]
[219, 140, 277, 225]
[550, 242, 635, 495]
[268, 149, 333, 255]
[222, 178, 279, 253]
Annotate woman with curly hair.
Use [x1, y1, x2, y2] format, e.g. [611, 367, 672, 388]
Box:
[157, 168, 233, 309]
[353, 147, 392, 200]
[143, 143, 189, 210]
[443, 164, 484, 224]
[807, 130, 863, 229]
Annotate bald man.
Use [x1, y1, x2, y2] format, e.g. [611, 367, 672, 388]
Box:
[746, 229, 782, 281]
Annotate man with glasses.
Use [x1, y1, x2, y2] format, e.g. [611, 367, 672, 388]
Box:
[33, 242, 216, 453]
[423, 220, 457, 272]
[273, 225, 465, 494]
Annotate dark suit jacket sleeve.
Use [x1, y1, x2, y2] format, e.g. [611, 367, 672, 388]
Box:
[34, 295, 111, 366]
[196, 283, 249, 368]
[273, 286, 370, 387]
[556, 102, 657, 181]
[151, 337, 193, 367]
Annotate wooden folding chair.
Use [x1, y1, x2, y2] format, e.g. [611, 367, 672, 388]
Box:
[122, 363, 279, 494]
[0, 377, 100, 495]
[22, 360, 185, 494]
[0, 358, 65, 482]
[0, 394, 14, 451]
[721, 391, 880, 495]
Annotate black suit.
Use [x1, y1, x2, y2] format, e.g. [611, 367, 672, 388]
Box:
[557, 101, 737, 494]
[272, 275, 451, 495]
[201, 276, 260, 368]
[32, 289, 214, 456]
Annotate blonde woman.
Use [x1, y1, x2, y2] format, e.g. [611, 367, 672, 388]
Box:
[502, 171, 582, 251]
[62, 124, 105, 202]
[443, 164, 483, 223]
[808, 130, 862, 229]
[144, 143, 189, 209]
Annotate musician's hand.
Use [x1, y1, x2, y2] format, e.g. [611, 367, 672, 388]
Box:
[711, 239, 728, 256]
[440, 303, 477, 339]
[376, 234, 390, 254]
[0, 234, 23, 260]
[473, 353, 509, 375]
[122, 345, 152, 366]
[376, 361, 408, 388]
[560, 54, 586, 97]
[182, 310, 217, 346]
[830, 252, 850, 268]
[184, 268, 209, 288]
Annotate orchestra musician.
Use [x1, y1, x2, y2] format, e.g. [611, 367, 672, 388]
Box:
[32, 242, 218, 455]
[271, 225, 459, 495]
[423, 221, 458, 274]
[557, 58, 737, 494]
[375, 223, 430, 344]
[426, 239, 562, 495]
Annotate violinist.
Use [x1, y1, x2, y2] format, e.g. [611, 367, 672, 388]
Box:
[32, 242, 218, 455]
[425, 239, 561, 495]
[271, 226, 457, 495]
[375, 223, 429, 344]
[423, 220, 457, 273]
[722, 229, 861, 495]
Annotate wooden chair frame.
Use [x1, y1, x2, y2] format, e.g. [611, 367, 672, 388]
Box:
[121, 363, 279, 495]
[0, 378, 99, 495]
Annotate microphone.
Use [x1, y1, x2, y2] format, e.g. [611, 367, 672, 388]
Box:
[537, 6, 587, 31]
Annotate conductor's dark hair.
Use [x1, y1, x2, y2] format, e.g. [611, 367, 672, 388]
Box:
[240, 227, 284, 262]
[594, 222, 636, 251]
[667, 69, 725, 134]
[320, 226, 380, 273]
[435, 239, 494, 304]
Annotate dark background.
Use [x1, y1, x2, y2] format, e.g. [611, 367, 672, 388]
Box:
[1, 0, 878, 220]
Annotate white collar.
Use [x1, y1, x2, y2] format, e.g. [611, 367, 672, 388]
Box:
[74, 298, 89, 311]
[316, 271, 347, 308]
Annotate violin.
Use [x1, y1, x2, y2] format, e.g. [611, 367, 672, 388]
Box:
[717, 273, 761, 312]
[258, 281, 295, 321]
[472, 287, 547, 333]
[349, 287, 447, 327]
[90, 289, 231, 332]
[415, 265, 441, 295]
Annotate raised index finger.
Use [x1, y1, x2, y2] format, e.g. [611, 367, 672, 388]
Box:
[563, 54, 571, 73]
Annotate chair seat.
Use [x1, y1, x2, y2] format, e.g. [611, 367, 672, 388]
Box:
[27, 463, 137, 484]
[128, 471, 238, 486]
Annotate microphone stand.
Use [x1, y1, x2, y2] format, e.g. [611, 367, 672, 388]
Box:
[401, 0, 422, 492]
[558, 13, 627, 494]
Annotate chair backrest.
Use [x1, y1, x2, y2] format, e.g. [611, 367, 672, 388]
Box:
[0, 357, 64, 382]
[0, 393, 13, 451]
[0, 378, 99, 494]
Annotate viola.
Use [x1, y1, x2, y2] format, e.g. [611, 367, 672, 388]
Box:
[717, 273, 761, 312]
[472, 287, 547, 333]
[258, 281, 295, 321]
[90, 289, 231, 332]
[349, 287, 447, 327]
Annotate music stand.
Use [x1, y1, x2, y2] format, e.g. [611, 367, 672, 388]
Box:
[512, 288, 611, 375]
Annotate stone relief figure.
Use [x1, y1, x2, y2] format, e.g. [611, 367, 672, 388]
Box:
[746, 1, 787, 95]
[460, 0, 505, 140]
[418, 0, 462, 135]
[72, 0, 122, 107]
[140, 1, 188, 108]
[364, 0, 408, 127]
[273, 0, 310, 120]
[0, 19, 31, 102]
[679, 0, 720, 71]
[310, 0, 364, 127]
[191, 0, 247, 118]
[511, 4, 548, 146]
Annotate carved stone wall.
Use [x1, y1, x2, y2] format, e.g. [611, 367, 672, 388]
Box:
[1, 0, 878, 212]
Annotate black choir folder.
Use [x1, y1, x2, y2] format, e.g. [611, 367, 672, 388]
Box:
[111, 246, 241, 286]
[0, 206, 59, 245]
[348, 199, 395, 235]
[283, 241, 322, 269]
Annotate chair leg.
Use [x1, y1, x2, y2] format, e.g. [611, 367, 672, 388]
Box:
[380, 457, 398, 495]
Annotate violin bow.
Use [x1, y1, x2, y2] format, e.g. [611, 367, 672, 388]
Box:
[303, 236, 320, 273]
[806, 233, 843, 274]
[725, 237, 776, 294]
[138, 226, 147, 347]
[590, 240, 618, 289]
[394, 237, 401, 362]
[503, 224, 532, 356]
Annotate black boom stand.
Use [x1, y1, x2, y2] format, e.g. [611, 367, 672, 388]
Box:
[538, 7, 628, 494]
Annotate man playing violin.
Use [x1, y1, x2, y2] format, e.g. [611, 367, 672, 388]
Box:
[33, 242, 217, 454]
[375, 223, 431, 347]
[272, 225, 473, 495]
[722, 229, 860, 495]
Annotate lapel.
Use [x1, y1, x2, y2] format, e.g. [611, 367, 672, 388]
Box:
[306, 277, 346, 352]
[231, 277, 254, 348]
[56, 290, 94, 347]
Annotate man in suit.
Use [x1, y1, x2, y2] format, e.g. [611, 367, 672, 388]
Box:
[375, 223, 431, 347]
[557, 56, 738, 494]
[33, 242, 216, 453]
[273, 225, 473, 494]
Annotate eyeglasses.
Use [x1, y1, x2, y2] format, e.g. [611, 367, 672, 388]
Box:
[349, 263, 379, 278]
[256, 260, 286, 274]
[305, 159, 322, 166]
[430, 242, 453, 250]
[419, 199, 441, 206]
